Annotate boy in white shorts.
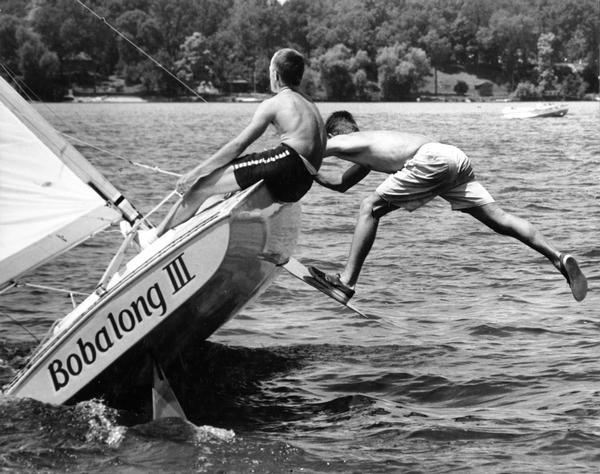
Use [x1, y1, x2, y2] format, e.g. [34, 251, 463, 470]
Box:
[309, 111, 587, 302]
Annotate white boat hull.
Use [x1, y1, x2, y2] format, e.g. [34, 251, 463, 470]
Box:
[502, 103, 568, 119]
[5, 183, 300, 405]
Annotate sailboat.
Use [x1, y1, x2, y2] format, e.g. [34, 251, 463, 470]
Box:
[0, 75, 300, 406]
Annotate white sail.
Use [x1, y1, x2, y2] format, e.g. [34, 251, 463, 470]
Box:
[0, 76, 141, 290]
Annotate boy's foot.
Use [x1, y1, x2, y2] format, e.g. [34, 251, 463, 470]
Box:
[558, 253, 587, 302]
[307, 266, 355, 302]
[137, 227, 158, 249]
[198, 194, 226, 213]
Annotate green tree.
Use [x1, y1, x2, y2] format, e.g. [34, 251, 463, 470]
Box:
[376, 43, 430, 100]
[4, 0, 599, 100]
[374, 1, 430, 50]
[116, 9, 163, 64]
[350, 49, 377, 100]
[536, 32, 558, 96]
[512, 81, 539, 100]
[0, 0, 29, 16]
[476, 10, 538, 88]
[454, 80, 468, 95]
[149, 0, 207, 57]
[309, 0, 389, 57]
[317, 44, 355, 100]
[175, 32, 213, 87]
[452, 0, 495, 67]
[282, 0, 327, 57]
[0, 14, 23, 74]
[32, 0, 117, 74]
[300, 64, 324, 99]
[136, 49, 178, 95]
[420, 28, 451, 95]
[18, 32, 64, 100]
[558, 71, 586, 99]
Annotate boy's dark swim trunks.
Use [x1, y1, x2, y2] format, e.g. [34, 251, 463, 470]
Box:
[232, 143, 313, 202]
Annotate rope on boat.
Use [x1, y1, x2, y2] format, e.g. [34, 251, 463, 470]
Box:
[0, 63, 37, 102]
[146, 190, 182, 219]
[0, 311, 40, 344]
[15, 282, 88, 297]
[0, 282, 87, 341]
[61, 132, 182, 177]
[74, 0, 207, 103]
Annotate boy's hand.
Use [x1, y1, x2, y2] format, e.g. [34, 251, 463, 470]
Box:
[313, 172, 329, 186]
[314, 172, 339, 191]
[176, 170, 200, 195]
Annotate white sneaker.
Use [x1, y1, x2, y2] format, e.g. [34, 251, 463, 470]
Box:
[559, 253, 588, 302]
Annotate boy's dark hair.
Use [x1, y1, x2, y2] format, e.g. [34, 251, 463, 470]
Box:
[325, 110, 360, 136]
[272, 48, 305, 87]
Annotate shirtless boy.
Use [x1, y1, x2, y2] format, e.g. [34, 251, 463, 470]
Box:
[140, 48, 326, 243]
[310, 110, 588, 302]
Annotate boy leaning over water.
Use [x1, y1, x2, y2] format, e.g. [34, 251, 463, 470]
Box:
[309, 111, 588, 303]
[140, 48, 326, 242]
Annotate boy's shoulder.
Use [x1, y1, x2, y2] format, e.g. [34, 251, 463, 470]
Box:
[259, 92, 290, 110]
[253, 94, 279, 117]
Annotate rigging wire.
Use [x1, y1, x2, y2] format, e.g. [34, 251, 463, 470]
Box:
[73, 0, 207, 103]
[0, 62, 44, 105]
[16, 283, 88, 297]
[0, 63, 181, 178]
[0, 311, 40, 344]
[61, 132, 182, 177]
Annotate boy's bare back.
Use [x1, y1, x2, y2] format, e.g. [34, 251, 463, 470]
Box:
[326, 130, 434, 173]
[265, 89, 326, 170]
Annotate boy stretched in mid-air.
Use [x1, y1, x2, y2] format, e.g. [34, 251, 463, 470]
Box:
[309, 111, 587, 302]
[134, 48, 326, 246]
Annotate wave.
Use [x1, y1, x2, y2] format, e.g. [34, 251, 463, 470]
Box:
[469, 323, 557, 337]
[408, 426, 520, 441]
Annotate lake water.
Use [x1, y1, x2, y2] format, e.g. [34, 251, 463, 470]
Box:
[1, 100, 599, 473]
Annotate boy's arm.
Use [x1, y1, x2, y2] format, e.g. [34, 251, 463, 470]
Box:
[325, 134, 369, 156]
[176, 100, 274, 193]
[314, 162, 370, 193]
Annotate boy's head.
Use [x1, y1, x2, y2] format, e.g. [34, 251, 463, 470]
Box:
[270, 48, 304, 90]
[325, 111, 360, 137]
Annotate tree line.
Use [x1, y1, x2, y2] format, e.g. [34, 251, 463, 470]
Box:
[0, 0, 598, 101]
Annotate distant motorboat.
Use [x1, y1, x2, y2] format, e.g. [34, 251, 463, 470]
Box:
[73, 95, 147, 103]
[502, 103, 568, 119]
[233, 96, 261, 103]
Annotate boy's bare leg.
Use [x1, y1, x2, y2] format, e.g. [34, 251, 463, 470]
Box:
[156, 167, 240, 237]
[462, 202, 561, 265]
[463, 202, 587, 300]
[341, 193, 395, 287]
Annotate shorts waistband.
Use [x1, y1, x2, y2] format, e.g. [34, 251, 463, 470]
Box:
[282, 143, 318, 176]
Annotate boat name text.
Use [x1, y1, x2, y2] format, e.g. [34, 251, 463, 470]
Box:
[47, 253, 196, 392]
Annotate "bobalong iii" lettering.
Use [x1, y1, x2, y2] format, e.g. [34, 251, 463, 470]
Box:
[48, 282, 167, 391]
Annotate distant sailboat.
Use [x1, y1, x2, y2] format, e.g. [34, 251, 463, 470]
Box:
[0, 75, 300, 408]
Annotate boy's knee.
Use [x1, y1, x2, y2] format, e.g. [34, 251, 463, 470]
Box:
[360, 193, 391, 219]
[356, 196, 371, 215]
